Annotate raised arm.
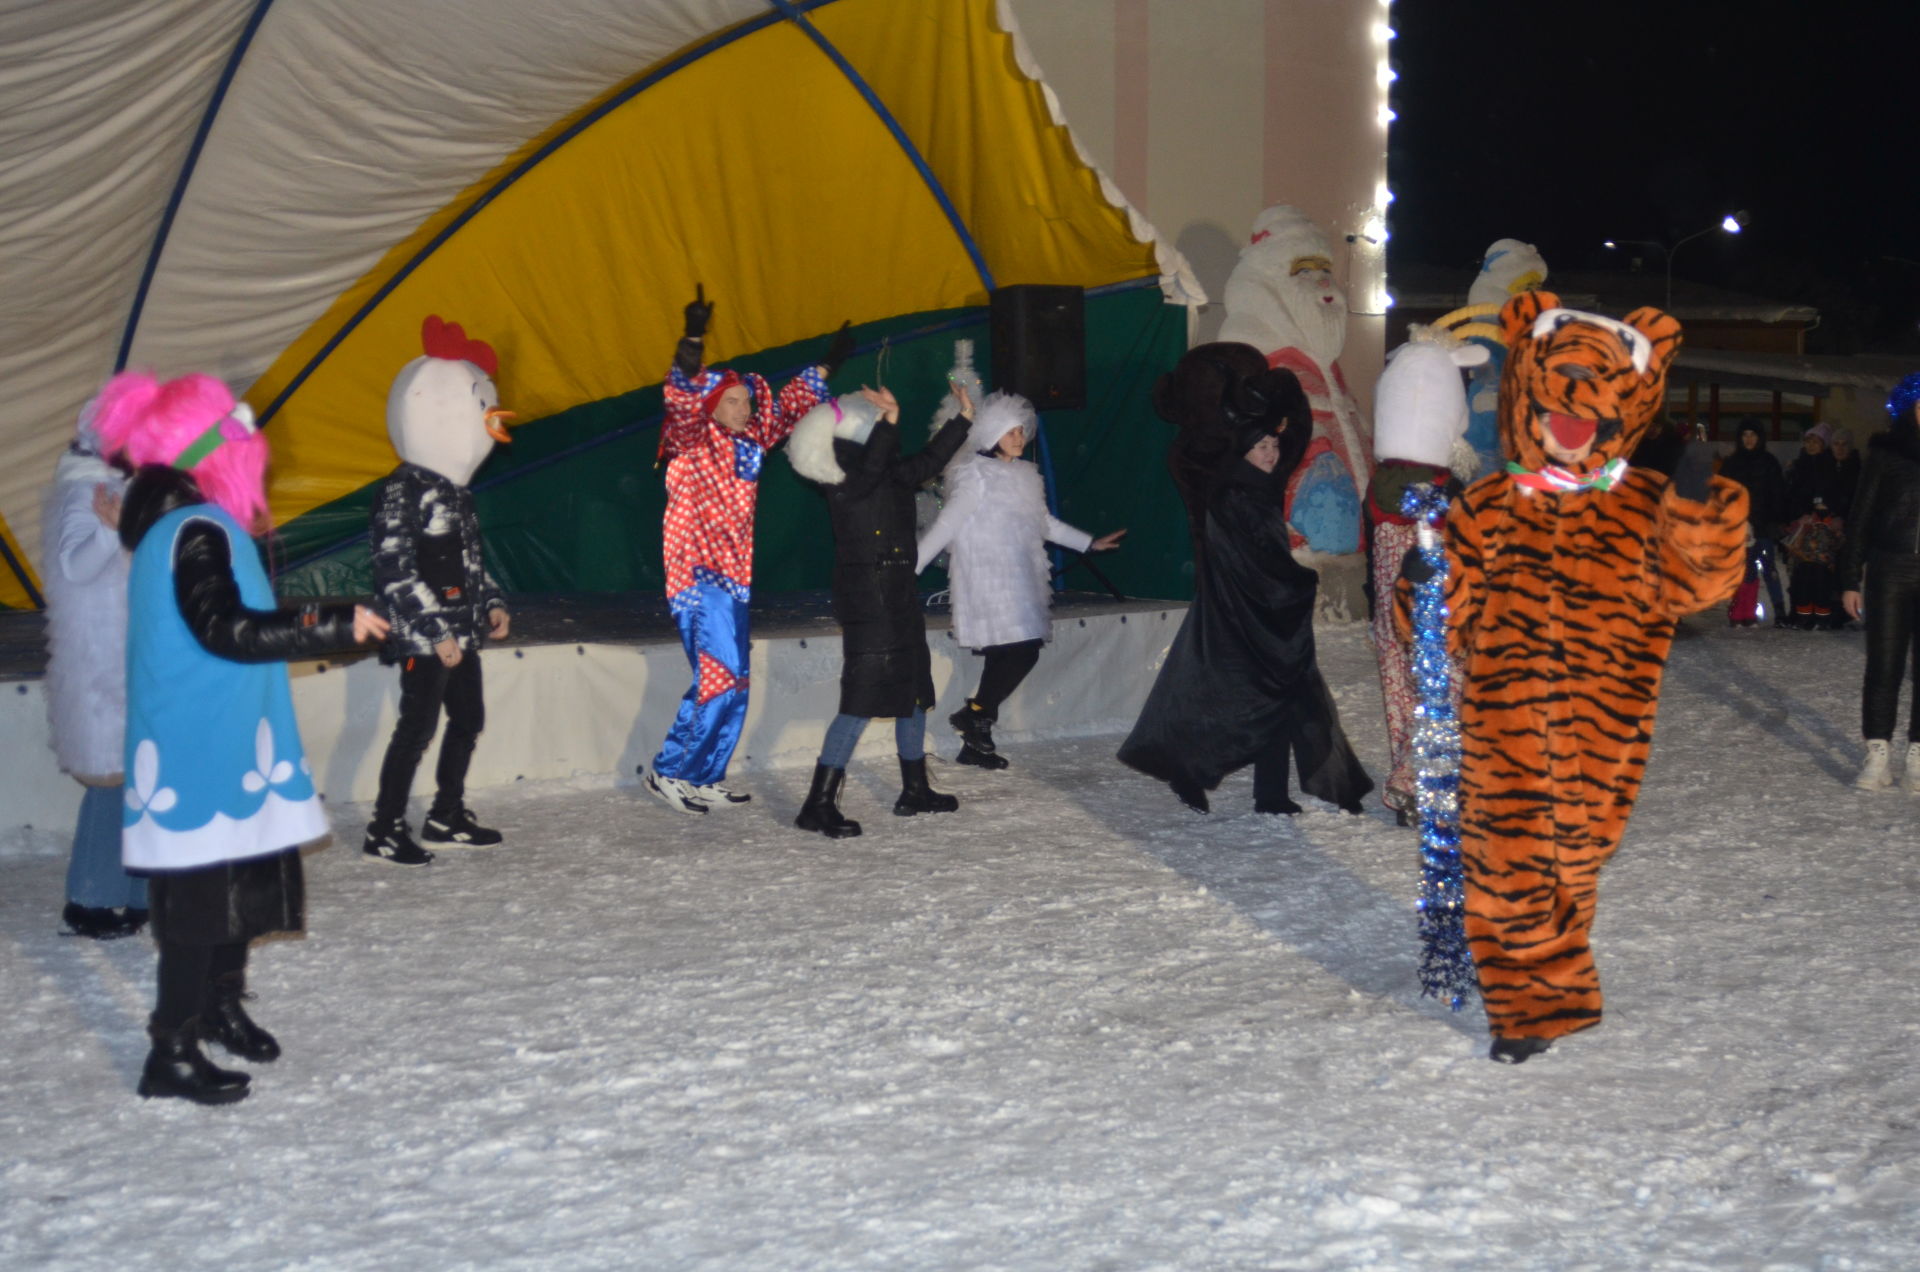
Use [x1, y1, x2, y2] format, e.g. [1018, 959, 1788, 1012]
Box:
[1651, 473, 1750, 619]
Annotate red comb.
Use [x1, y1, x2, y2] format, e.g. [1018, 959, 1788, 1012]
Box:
[421, 315, 498, 378]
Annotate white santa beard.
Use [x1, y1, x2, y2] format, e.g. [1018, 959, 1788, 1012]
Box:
[1283, 284, 1349, 366]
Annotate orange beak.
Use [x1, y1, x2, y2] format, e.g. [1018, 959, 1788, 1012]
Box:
[484, 408, 517, 445]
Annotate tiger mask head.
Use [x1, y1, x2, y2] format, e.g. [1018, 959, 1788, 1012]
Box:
[1498, 289, 1682, 475]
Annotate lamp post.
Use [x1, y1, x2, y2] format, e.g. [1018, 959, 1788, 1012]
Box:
[1603, 210, 1748, 312]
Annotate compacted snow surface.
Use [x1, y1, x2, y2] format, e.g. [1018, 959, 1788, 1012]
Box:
[4, 618, 1918, 1270]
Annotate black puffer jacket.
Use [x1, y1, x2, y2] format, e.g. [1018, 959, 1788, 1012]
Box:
[819, 416, 970, 718]
[1840, 425, 1920, 591]
[1718, 436, 1788, 537]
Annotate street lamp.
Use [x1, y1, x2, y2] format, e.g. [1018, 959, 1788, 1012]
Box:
[1603, 210, 1749, 312]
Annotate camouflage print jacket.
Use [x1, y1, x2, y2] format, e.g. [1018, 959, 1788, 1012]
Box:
[370, 462, 504, 663]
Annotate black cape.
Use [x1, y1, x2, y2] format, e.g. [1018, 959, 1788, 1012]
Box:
[1118, 459, 1372, 805]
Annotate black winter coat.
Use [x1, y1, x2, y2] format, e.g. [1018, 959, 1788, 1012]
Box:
[820, 415, 971, 718]
[1118, 459, 1372, 806]
[1840, 426, 1920, 591]
[1784, 448, 1838, 520]
[1719, 444, 1787, 537]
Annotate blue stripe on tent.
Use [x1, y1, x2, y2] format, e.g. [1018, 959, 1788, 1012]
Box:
[115, 0, 277, 373]
[769, 0, 996, 293]
[255, 0, 845, 428]
[0, 523, 45, 609]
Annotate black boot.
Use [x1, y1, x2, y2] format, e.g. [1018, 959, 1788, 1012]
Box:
[795, 764, 862, 838]
[62, 902, 136, 940]
[948, 701, 997, 755]
[1488, 1036, 1553, 1065]
[894, 756, 959, 816]
[205, 973, 280, 1063]
[137, 1016, 250, 1104]
[955, 743, 1009, 770]
[363, 818, 435, 866]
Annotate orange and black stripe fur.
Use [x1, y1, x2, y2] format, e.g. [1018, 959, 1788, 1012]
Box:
[1442, 291, 1747, 1047]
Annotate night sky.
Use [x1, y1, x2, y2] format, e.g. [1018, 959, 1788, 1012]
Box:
[1388, 2, 1920, 353]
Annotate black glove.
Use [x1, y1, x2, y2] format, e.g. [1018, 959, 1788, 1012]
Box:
[1669, 454, 1712, 503]
[822, 320, 856, 377]
[1400, 545, 1437, 586]
[683, 284, 713, 341]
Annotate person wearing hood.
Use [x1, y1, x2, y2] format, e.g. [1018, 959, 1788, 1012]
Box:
[1830, 426, 1862, 523]
[1117, 343, 1372, 817]
[1718, 418, 1788, 626]
[92, 369, 388, 1104]
[1785, 422, 1840, 521]
[644, 287, 851, 815]
[1366, 326, 1486, 821]
[363, 317, 515, 865]
[1840, 373, 1920, 791]
[787, 380, 974, 835]
[914, 387, 1125, 768]
[42, 398, 150, 938]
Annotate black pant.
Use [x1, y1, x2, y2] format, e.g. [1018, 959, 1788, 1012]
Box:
[973, 640, 1043, 717]
[1862, 555, 1920, 741]
[374, 653, 485, 825]
[155, 940, 246, 1031]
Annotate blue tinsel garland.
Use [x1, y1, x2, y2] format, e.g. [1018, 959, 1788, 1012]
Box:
[1401, 482, 1476, 1010]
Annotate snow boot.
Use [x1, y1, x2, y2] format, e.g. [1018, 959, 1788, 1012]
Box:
[1169, 778, 1210, 814]
[363, 819, 435, 866]
[893, 756, 959, 816]
[948, 701, 997, 755]
[1855, 739, 1894, 791]
[422, 805, 502, 847]
[120, 907, 149, 937]
[1488, 1036, 1553, 1065]
[204, 972, 280, 1063]
[955, 743, 1008, 770]
[1906, 742, 1920, 796]
[795, 764, 861, 838]
[137, 1016, 250, 1105]
[643, 768, 711, 816]
[62, 902, 137, 940]
[1255, 797, 1303, 816]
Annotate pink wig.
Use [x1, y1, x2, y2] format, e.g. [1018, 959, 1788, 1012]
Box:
[92, 371, 270, 530]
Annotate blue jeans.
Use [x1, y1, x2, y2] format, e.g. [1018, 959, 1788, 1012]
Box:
[66, 783, 148, 909]
[817, 709, 926, 769]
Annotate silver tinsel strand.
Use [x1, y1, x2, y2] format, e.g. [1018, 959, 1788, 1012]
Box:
[1402, 482, 1476, 1010]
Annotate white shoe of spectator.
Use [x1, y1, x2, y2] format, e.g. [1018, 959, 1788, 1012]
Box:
[645, 769, 710, 815]
[1855, 739, 1893, 791]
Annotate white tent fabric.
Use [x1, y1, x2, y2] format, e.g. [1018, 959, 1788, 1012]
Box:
[0, 0, 1199, 595]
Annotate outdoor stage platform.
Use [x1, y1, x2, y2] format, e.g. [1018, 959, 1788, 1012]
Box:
[1, 590, 1185, 831]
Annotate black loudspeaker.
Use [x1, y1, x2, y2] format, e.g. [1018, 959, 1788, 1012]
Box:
[989, 284, 1085, 411]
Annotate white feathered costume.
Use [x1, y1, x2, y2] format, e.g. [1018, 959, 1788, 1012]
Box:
[42, 403, 129, 783]
[915, 392, 1092, 649]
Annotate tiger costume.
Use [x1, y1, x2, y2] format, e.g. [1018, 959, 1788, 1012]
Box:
[1422, 290, 1748, 1062]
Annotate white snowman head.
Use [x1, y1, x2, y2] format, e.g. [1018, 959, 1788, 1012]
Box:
[386, 315, 513, 486]
[1373, 327, 1489, 470]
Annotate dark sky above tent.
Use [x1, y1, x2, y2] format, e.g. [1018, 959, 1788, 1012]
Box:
[1388, 1, 1920, 352]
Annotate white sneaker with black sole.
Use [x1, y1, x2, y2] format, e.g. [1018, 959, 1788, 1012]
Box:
[644, 769, 710, 815]
[690, 780, 751, 806]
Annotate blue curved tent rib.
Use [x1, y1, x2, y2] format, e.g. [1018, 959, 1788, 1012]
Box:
[253, 0, 845, 428]
[767, 0, 996, 293]
[115, 0, 278, 373]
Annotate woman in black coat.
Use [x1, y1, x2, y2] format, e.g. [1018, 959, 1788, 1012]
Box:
[1118, 344, 1372, 815]
[1840, 376, 1920, 790]
[1719, 418, 1789, 625]
[788, 384, 972, 835]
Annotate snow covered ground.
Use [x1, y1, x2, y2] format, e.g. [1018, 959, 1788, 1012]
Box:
[4, 618, 1917, 1271]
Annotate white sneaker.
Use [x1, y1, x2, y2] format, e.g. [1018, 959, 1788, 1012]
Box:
[690, 780, 751, 806]
[645, 769, 710, 815]
[1855, 739, 1893, 791]
[1905, 742, 1920, 796]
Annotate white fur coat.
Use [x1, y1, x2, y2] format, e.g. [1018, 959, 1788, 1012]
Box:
[41, 450, 129, 780]
[916, 454, 1091, 649]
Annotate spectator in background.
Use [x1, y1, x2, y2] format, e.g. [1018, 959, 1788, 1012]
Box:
[1785, 422, 1839, 521]
[1717, 418, 1788, 626]
[1830, 426, 1862, 522]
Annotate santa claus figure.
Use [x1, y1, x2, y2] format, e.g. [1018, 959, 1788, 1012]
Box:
[1218, 206, 1373, 613]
